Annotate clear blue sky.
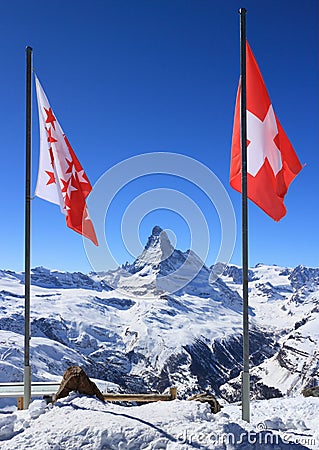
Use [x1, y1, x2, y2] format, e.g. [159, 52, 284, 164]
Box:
[0, 0, 318, 273]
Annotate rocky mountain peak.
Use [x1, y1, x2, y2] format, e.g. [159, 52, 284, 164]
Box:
[143, 226, 174, 260]
[102, 226, 243, 304]
[131, 226, 175, 274]
[151, 225, 163, 236]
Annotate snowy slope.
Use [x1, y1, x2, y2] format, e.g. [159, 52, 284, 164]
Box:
[1, 393, 318, 449]
[0, 227, 318, 403]
[0, 265, 249, 397]
[220, 265, 319, 399]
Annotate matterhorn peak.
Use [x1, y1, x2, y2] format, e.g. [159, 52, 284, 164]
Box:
[144, 225, 164, 249]
[142, 226, 173, 258]
[151, 225, 163, 235]
[138, 226, 175, 268]
[97, 226, 243, 301]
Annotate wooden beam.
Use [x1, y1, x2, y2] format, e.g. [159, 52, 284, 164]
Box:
[0, 382, 178, 406]
[103, 388, 177, 403]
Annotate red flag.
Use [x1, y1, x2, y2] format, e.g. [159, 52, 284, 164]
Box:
[230, 41, 302, 221]
[35, 75, 98, 245]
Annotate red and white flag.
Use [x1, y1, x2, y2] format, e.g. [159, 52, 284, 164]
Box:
[35, 76, 98, 245]
[230, 41, 302, 221]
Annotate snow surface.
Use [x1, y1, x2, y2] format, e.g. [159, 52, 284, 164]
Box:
[0, 393, 318, 449]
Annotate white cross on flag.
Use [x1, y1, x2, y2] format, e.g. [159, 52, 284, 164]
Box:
[230, 41, 302, 221]
[35, 76, 98, 245]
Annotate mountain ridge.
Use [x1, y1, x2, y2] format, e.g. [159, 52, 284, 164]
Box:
[0, 227, 318, 404]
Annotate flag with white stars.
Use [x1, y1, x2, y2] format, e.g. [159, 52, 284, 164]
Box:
[35, 75, 98, 246]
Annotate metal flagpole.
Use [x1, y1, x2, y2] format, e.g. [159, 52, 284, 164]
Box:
[239, 8, 250, 422]
[24, 45, 33, 409]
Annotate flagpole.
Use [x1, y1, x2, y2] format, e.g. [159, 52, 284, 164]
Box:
[239, 8, 250, 422]
[24, 45, 33, 409]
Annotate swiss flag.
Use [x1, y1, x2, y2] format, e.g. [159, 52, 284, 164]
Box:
[230, 41, 302, 221]
[35, 75, 98, 245]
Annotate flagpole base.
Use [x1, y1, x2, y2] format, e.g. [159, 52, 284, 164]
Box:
[24, 365, 31, 409]
[242, 371, 250, 422]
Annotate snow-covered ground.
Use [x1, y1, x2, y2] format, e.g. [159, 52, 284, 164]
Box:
[0, 393, 318, 449]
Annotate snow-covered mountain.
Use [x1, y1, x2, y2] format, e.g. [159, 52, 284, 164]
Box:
[98, 225, 242, 304]
[0, 226, 318, 404]
[220, 264, 319, 400]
